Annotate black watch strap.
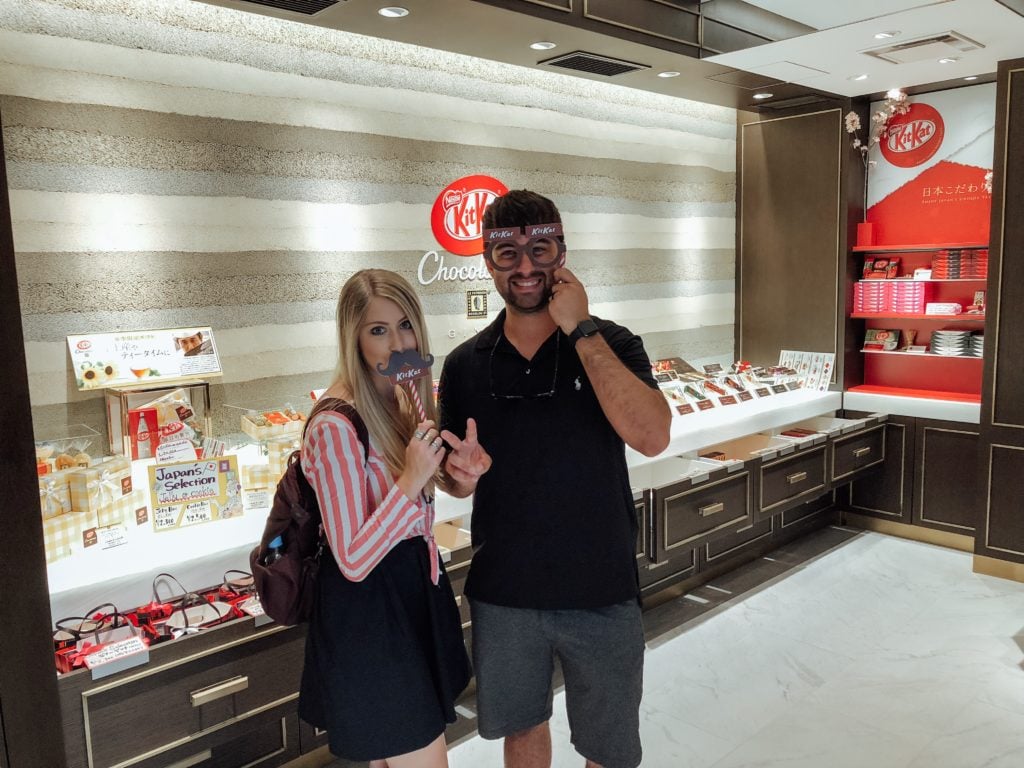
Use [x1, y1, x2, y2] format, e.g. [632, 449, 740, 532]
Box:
[569, 318, 599, 344]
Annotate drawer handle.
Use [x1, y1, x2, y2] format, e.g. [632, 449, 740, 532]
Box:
[190, 676, 249, 708]
[853, 447, 872, 458]
[698, 502, 725, 517]
[166, 750, 212, 768]
[786, 471, 808, 485]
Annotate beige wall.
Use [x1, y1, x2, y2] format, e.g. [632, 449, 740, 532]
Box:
[0, 0, 736, 437]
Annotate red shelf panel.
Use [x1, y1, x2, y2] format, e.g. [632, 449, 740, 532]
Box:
[852, 242, 987, 253]
[847, 385, 981, 404]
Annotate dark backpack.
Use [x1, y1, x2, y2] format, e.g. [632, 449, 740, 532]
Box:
[249, 398, 368, 626]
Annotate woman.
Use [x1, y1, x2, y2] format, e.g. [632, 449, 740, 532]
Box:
[298, 269, 487, 767]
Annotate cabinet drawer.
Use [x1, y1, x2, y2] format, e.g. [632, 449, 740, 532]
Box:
[831, 424, 886, 482]
[759, 446, 828, 515]
[82, 628, 303, 768]
[659, 472, 751, 553]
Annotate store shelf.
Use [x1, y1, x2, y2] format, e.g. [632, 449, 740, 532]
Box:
[851, 313, 986, 321]
[852, 242, 987, 253]
[844, 385, 980, 424]
[860, 350, 983, 360]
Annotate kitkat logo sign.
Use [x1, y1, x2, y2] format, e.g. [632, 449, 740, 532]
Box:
[430, 175, 508, 256]
[881, 102, 944, 168]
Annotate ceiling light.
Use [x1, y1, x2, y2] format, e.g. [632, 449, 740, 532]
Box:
[874, 31, 899, 39]
[378, 6, 409, 18]
[530, 41, 556, 50]
[849, 74, 870, 81]
[938, 57, 959, 64]
[964, 75, 979, 81]
[657, 71, 680, 78]
[752, 92, 773, 100]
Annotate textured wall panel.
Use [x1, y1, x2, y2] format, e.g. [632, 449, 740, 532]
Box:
[1, 0, 736, 436]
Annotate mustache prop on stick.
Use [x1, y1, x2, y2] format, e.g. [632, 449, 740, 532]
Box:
[376, 349, 435, 421]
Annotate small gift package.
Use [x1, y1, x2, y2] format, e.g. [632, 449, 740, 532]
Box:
[68, 456, 133, 517]
[39, 472, 73, 519]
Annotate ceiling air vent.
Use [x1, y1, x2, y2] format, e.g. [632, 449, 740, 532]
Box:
[539, 51, 650, 77]
[862, 31, 983, 65]
[754, 94, 829, 111]
[236, 0, 342, 15]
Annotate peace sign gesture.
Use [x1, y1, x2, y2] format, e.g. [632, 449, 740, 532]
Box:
[441, 418, 492, 490]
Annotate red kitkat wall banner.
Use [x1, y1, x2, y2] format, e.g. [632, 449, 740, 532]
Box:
[867, 84, 994, 245]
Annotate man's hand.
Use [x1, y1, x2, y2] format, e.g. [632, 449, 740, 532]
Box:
[548, 266, 590, 335]
[441, 418, 492, 490]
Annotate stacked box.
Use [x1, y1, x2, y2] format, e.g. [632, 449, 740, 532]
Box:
[854, 281, 892, 313]
[68, 456, 133, 517]
[889, 281, 933, 314]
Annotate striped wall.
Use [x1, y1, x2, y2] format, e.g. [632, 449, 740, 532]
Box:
[0, 0, 736, 437]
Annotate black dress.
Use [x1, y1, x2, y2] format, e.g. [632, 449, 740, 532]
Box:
[299, 536, 471, 761]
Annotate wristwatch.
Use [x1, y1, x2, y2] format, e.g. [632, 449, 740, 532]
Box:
[569, 318, 599, 345]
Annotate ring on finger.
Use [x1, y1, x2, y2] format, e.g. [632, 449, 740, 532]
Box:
[414, 429, 426, 440]
[430, 437, 443, 449]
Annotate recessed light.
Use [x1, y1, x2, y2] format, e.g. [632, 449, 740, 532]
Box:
[849, 74, 870, 81]
[378, 6, 409, 18]
[752, 92, 773, 100]
[657, 71, 681, 78]
[938, 57, 959, 64]
[874, 31, 899, 39]
[530, 41, 556, 50]
[964, 75, 979, 81]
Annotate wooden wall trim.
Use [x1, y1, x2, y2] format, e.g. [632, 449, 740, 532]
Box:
[0, 106, 67, 766]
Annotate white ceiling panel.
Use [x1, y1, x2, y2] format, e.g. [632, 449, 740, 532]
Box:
[739, 0, 954, 30]
[706, 0, 1024, 97]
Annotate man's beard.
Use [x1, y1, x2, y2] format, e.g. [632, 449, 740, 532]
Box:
[499, 271, 553, 314]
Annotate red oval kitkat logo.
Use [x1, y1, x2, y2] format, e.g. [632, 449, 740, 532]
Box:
[430, 175, 508, 257]
[881, 102, 944, 168]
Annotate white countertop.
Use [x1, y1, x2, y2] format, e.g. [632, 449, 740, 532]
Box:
[842, 390, 980, 424]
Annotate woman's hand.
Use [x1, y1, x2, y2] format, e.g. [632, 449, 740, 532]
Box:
[395, 420, 446, 500]
[441, 418, 492, 492]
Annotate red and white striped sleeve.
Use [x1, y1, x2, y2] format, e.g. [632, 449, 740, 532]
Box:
[301, 411, 425, 582]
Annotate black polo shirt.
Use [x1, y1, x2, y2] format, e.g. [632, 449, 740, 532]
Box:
[438, 310, 659, 609]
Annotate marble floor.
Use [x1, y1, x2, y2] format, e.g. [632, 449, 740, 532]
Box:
[446, 528, 1024, 768]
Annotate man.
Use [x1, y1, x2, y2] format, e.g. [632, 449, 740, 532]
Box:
[438, 189, 671, 768]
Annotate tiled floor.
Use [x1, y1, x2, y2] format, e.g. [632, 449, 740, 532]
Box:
[446, 528, 1024, 768]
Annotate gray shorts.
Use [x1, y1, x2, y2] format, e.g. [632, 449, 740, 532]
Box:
[469, 598, 645, 768]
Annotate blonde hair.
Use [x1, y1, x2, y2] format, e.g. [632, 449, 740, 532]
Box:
[332, 269, 438, 487]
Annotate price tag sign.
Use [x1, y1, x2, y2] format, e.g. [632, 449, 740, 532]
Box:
[98, 526, 129, 550]
[771, 384, 788, 395]
[719, 395, 738, 406]
[696, 399, 716, 411]
[243, 488, 272, 510]
[786, 381, 802, 391]
[738, 391, 754, 402]
[238, 597, 265, 618]
[755, 387, 771, 398]
[675, 403, 695, 416]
